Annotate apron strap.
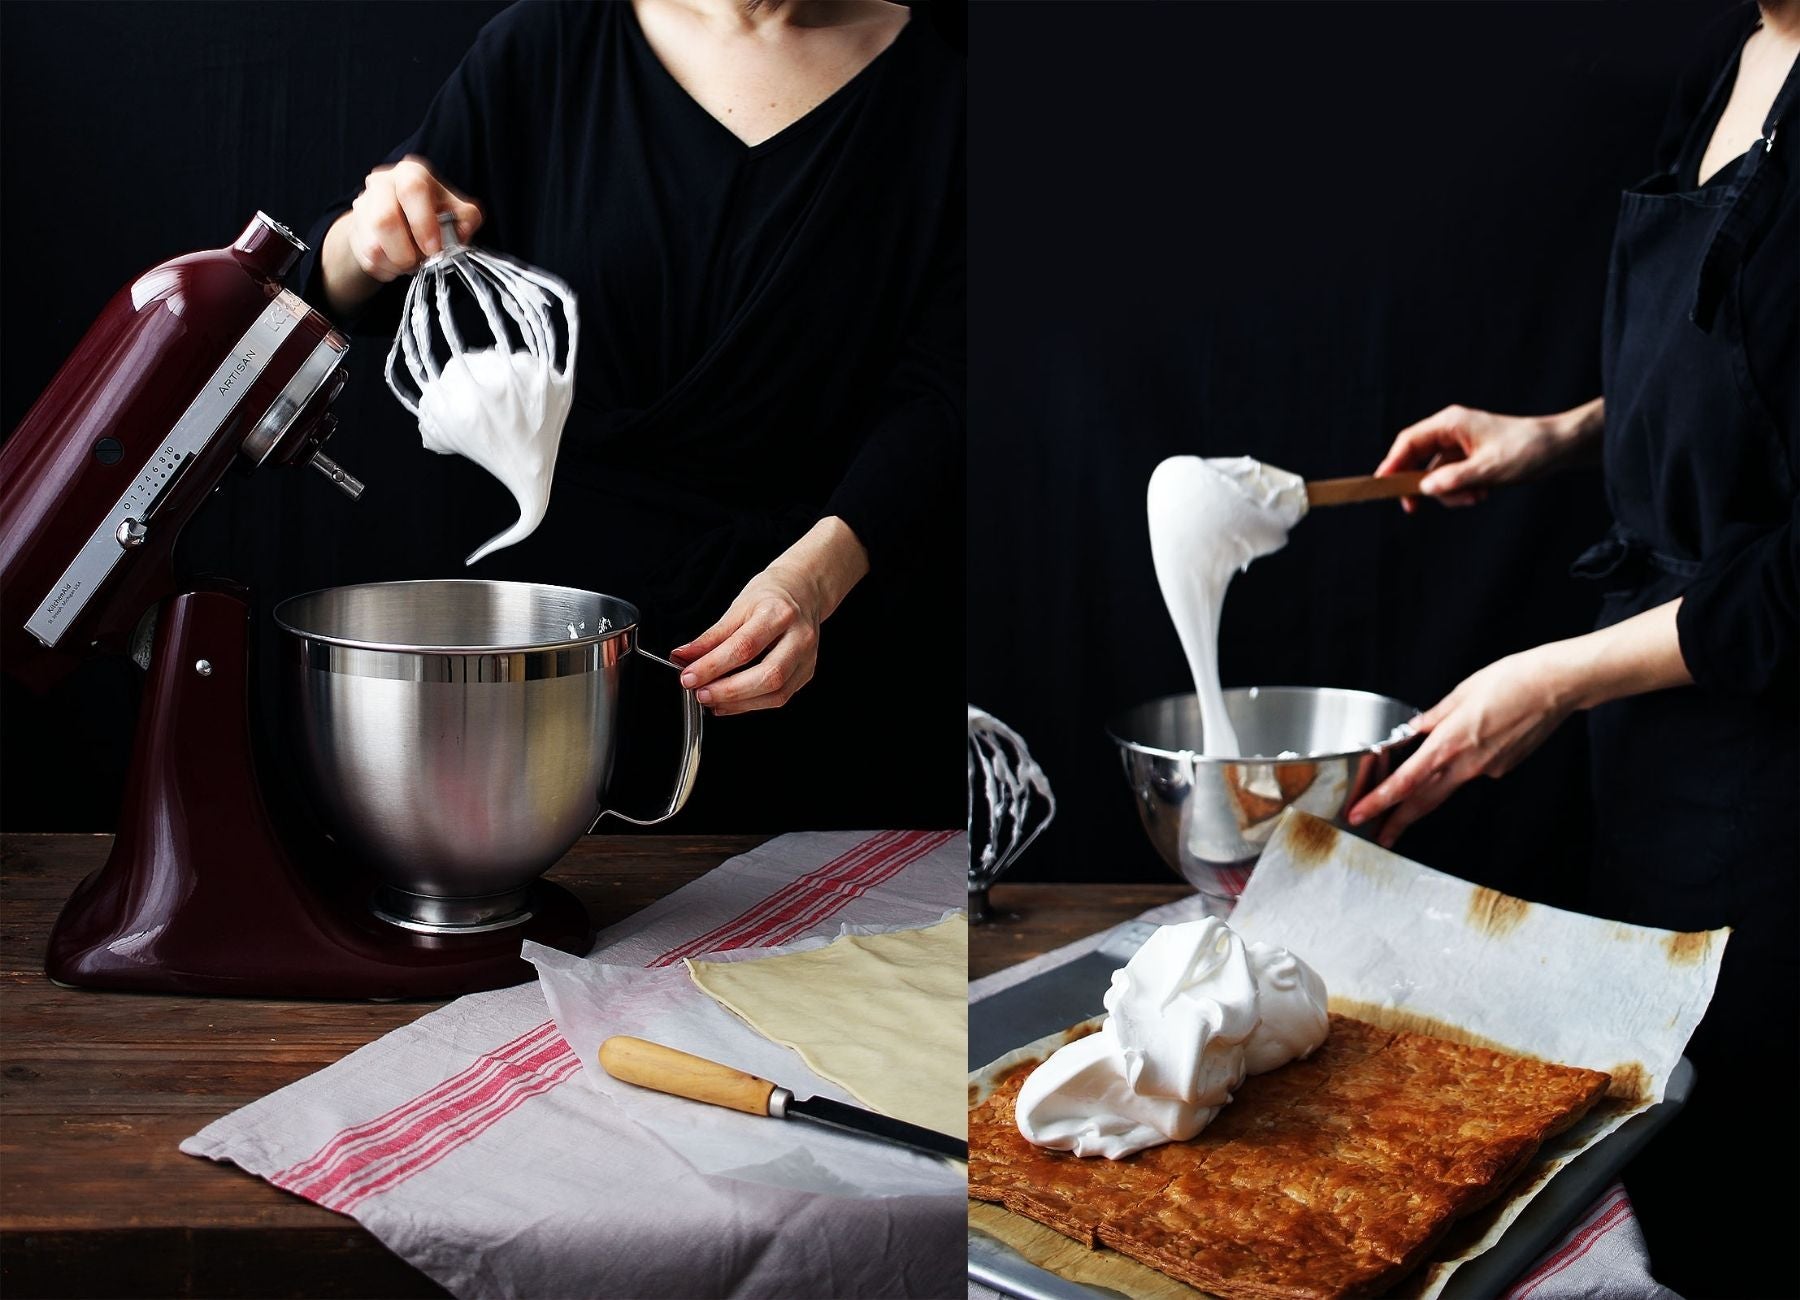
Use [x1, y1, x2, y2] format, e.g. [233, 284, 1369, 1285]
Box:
[1571, 523, 1703, 585]
[1692, 48, 1800, 330]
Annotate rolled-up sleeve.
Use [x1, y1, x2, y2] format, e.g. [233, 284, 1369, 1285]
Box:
[1678, 503, 1799, 695]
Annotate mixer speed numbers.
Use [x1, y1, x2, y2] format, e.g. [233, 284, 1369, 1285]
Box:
[123, 445, 190, 524]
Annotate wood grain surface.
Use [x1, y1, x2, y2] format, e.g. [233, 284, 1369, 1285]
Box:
[5, 838, 1189, 1297]
[0, 833, 768, 1300]
[968, 883, 1192, 981]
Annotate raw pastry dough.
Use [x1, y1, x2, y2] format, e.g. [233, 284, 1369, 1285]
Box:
[687, 915, 968, 1139]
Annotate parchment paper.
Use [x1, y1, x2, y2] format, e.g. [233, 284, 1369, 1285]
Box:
[969, 811, 1727, 1299]
[527, 920, 966, 1202]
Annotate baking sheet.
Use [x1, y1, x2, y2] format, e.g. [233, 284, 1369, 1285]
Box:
[968, 811, 1724, 1299]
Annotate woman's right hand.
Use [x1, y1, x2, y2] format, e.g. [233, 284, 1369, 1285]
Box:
[1376, 399, 1601, 514]
[320, 156, 483, 314]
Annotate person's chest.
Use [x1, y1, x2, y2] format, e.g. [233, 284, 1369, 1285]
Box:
[515, 96, 855, 411]
[1697, 28, 1798, 184]
[628, 0, 909, 148]
[488, 9, 938, 419]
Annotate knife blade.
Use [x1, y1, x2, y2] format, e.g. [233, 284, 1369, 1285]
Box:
[771, 1089, 966, 1161]
[599, 1035, 967, 1162]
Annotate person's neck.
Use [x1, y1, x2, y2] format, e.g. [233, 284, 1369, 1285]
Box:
[1758, 0, 1800, 44]
[678, 0, 866, 36]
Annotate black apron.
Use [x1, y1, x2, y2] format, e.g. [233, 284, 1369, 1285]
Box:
[1575, 32, 1798, 1293]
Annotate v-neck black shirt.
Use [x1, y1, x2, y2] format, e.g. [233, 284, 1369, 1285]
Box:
[304, 0, 964, 829]
[312, 0, 962, 616]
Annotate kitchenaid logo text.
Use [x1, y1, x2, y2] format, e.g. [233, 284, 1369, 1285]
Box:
[217, 349, 257, 396]
[40, 579, 77, 625]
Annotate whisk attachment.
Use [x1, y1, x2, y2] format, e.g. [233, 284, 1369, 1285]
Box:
[967, 706, 1056, 924]
[384, 212, 580, 566]
[435, 210, 463, 258]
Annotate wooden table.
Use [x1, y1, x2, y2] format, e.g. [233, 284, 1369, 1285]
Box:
[0, 833, 769, 1300]
[967, 882, 1192, 982]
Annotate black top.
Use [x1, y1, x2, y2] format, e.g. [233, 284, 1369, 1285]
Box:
[306, 0, 962, 619]
[1631, 15, 1797, 698]
[301, 0, 965, 829]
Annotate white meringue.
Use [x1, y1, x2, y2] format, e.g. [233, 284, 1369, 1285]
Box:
[1147, 456, 1308, 757]
[1015, 918, 1329, 1159]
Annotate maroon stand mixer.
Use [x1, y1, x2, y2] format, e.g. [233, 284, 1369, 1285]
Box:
[0, 214, 595, 998]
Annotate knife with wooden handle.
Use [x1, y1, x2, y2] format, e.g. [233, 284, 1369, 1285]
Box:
[598, 1036, 967, 1162]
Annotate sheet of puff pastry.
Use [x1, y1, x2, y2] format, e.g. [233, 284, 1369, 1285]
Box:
[687, 914, 968, 1139]
[968, 1014, 1611, 1300]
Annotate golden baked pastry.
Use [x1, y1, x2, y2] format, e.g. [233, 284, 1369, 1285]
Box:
[968, 1014, 1609, 1300]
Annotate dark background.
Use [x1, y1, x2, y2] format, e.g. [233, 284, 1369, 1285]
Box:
[966, 2, 1721, 902]
[0, 0, 963, 834]
[0, 0, 1725, 865]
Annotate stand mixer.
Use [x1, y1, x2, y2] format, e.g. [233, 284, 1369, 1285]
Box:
[0, 213, 608, 998]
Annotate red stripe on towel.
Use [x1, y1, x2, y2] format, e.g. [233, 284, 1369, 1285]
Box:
[1507, 1185, 1631, 1299]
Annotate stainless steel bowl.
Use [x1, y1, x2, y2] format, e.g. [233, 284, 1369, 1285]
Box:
[275, 580, 701, 934]
[1107, 687, 1417, 902]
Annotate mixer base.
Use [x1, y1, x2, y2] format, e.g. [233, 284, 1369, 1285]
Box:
[43, 590, 594, 1000]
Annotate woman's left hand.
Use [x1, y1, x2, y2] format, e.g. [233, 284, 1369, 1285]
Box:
[1347, 646, 1578, 847]
[673, 517, 870, 716]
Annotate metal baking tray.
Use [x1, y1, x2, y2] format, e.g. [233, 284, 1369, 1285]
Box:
[968, 922, 1695, 1300]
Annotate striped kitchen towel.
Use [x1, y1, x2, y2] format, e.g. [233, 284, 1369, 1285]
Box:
[1503, 1181, 1679, 1300]
[184, 829, 968, 1300]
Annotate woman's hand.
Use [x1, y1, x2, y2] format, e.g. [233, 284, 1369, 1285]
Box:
[1347, 601, 1691, 845]
[1346, 648, 1578, 846]
[672, 517, 870, 716]
[1377, 398, 1602, 514]
[320, 156, 483, 314]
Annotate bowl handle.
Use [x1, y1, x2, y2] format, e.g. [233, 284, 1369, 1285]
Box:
[590, 647, 703, 828]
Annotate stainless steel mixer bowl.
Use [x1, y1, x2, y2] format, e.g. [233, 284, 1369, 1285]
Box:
[275, 580, 701, 934]
[1107, 687, 1417, 902]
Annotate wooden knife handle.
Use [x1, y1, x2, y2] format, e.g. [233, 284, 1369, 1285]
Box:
[598, 1036, 776, 1116]
[1305, 471, 1428, 507]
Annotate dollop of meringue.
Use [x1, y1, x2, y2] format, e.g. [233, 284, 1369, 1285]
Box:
[1242, 939, 1331, 1075]
[417, 348, 573, 566]
[1014, 918, 1329, 1158]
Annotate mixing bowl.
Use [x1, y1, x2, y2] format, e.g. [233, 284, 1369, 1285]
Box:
[1107, 687, 1417, 902]
[275, 580, 701, 933]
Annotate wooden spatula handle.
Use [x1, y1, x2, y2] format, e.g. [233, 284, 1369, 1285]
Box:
[598, 1036, 776, 1116]
[1305, 471, 1428, 507]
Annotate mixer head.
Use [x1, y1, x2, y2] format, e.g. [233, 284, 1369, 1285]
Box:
[0, 213, 360, 687]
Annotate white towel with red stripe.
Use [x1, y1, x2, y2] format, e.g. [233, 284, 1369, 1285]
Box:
[1504, 1182, 1679, 1300]
[183, 829, 968, 1300]
[965, 896, 1684, 1300]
